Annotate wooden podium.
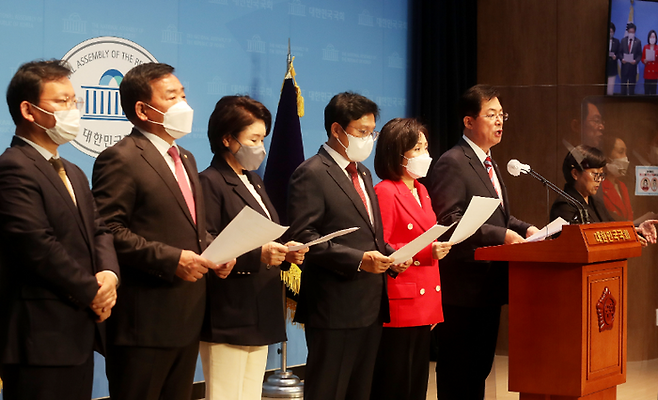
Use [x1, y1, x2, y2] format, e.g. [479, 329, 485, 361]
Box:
[475, 222, 642, 400]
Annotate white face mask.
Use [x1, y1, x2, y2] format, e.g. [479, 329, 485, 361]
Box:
[232, 142, 266, 171]
[146, 101, 194, 139]
[652, 37, 657, 45]
[338, 128, 374, 162]
[31, 104, 81, 145]
[606, 156, 629, 177]
[628, 33, 635, 40]
[402, 153, 432, 179]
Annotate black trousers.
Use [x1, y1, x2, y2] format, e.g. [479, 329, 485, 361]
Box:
[0, 352, 94, 400]
[370, 325, 432, 400]
[433, 304, 502, 400]
[105, 340, 199, 400]
[621, 71, 637, 95]
[304, 321, 382, 400]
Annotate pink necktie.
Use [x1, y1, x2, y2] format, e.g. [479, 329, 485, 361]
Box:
[167, 146, 196, 224]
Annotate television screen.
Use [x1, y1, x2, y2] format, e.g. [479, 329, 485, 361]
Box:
[607, 0, 658, 95]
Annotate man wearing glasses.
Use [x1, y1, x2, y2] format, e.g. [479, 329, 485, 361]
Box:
[286, 91, 410, 400]
[427, 84, 538, 400]
[0, 59, 120, 400]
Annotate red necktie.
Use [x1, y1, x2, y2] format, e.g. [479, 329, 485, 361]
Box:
[345, 162, 369, 215]
[167, 146, 196, 224]
[484, 156, 501, 198]
[629, 39, 632, 52]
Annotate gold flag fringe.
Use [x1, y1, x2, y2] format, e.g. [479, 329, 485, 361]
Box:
[281, 263, 302, 325]
[282, 56, 305, 118]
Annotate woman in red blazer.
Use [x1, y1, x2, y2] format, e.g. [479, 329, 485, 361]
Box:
[642, 30, 658, 94]
[370, 118, 451, 400]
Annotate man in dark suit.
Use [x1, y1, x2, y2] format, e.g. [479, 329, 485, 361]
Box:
[91, 63, 234, 400]
[0, 60, 120, 400]
[287, 92, 410, 400]
[427, 84, 538, 400]
[620, 23, 642, 95]
[607, 22, 621, 95]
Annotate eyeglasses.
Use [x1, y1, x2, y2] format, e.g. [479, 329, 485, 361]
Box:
[479, 112, 509, 122]
[587, 118, 605, 127]
[40, 96, 85, 112]
[589, 171, 606, 182]
[346, 126, 380, 141]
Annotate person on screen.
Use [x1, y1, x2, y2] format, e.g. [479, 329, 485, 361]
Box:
[369, 118, 452, 400]
[0, 59, 120, 400]
[642, 30, 658, 95]
[550, 145, 657, 244]
[426, 84, 538, 400]
[600, 136, 633, 221]
[286, 92, 411, 400]
[608, 23, 621, 95]
[198, 95, 307, 400]
[91, 63, 235, 400]
[620, 23, 642, 95]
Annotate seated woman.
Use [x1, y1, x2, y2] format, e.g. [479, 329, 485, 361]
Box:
[551, 144, 655, 245]
[550, 144, 613, 223]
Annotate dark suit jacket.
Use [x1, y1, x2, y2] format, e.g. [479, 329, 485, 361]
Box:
[199, 155, 287, 346]
[427, 138, 530, 307]
[620, 36, 642, 76]
[607, 37, 621, 77]
[92, 128, 211, 348]
[550, 184, 613, 224]
[286, 146, 393, 329]
[0, 136, 120, 366]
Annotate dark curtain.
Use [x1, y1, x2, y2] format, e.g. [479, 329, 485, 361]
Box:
[407, 0, 478, 158]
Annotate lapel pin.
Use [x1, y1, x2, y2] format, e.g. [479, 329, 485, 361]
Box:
[183, 154, 188, 159]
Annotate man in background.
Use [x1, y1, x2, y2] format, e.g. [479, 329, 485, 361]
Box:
[620, 23, 642, 95]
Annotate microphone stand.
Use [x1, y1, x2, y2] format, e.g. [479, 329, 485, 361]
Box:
[522, 168, 590, 224]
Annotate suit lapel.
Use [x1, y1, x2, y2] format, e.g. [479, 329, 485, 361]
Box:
[12, 138, 92, 247]
[211, 156, 272, 220]
[319, 148, 374, 231]
[490, 157, 510, 219]
[247, 172, 280, 223]
[63, 160, 95, 248]
[393, 180, 435, 231]
[460, 140, 499, 199]
[132, 130, 196, 228]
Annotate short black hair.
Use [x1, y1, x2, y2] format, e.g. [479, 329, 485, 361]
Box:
[207, 95, 272, 154]
[459, 84, 500, 121]
[6, 59, 71, 125]
[324, 91, 379, 137]
[627, 22, 636, 32]
[120, 63, 175, 123]
[562, 144, 607, 184]
[648, 30, 657, 44]
[610, 22, 616, 33]
[375, 118, 428, 181]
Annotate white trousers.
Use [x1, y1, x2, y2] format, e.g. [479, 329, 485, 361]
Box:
[199, 341, 268, 400]
[607, 75, 617, 95]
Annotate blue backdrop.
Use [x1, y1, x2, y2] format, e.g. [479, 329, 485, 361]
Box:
[0, 1, 409, 398]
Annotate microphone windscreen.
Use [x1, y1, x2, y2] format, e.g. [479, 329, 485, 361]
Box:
[507, 159, 522, 176]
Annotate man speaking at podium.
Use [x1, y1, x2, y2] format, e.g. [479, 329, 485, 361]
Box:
[427, 84, 538, 400]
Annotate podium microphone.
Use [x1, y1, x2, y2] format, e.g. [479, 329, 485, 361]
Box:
[507, 159, 590, 224]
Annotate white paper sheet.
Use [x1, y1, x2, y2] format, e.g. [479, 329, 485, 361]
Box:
[201, 206, 289, 265]
[389, 222, 456, 263]
[526, 217, 568, 242]
[646, 49, 655, 62]
[287, 227, 360, 251]
[448, 196, 501, 244]
[623, 53, 635, 63]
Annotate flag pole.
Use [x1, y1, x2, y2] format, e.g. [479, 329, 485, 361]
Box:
[261, 38, 304, 399]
